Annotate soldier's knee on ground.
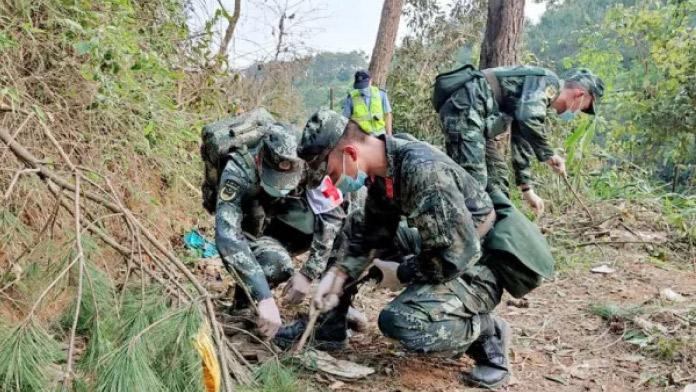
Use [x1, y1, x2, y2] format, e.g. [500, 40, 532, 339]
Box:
[252, 236, 293, 287]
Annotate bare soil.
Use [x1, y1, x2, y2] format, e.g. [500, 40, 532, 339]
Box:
[307, 245, 696, 392]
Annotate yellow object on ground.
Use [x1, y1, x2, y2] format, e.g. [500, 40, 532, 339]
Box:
[194, 322, 221, 392]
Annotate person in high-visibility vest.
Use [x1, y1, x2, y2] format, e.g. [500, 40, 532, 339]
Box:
[342, 70, 393, 135]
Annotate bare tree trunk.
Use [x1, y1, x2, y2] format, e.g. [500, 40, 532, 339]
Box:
[368, 0, 403, 88]
[216, 0, 241, 60]
[479, 0, 525, 163]
[479, 0, 525, 68]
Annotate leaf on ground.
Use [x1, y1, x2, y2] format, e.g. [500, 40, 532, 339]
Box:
[299, 349, 375, 380]
[590, 265, 616, 274]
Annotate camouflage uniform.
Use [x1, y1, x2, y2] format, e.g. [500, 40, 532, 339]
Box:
[215, 125, 344, 302]
[437, 65, 562, 194]
[325, 136, 503, 353]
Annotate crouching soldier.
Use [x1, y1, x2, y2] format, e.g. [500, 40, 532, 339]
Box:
[276, 121, 555, 389]
[203, 111, 347, 339]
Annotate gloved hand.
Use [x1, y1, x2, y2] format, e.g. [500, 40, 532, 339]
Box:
[256, 297, 282, 339]
[546, 154, 567, 176]
[522, 188, 544, 215]
[373, 259, 403, 291]
[282, 272, 312, 305]
[312, 267, 347, 313]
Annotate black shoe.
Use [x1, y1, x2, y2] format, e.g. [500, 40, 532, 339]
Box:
[461, 316, 512, 389]
[273, 314, 348, 351]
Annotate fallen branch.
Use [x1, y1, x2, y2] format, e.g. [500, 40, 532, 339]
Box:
[569, 240, 663, 248]
[562, 174, 595, 223]
[1, 126, 238, 390]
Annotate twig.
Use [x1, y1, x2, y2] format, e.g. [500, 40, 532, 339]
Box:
[63, 174, 84, 388]
[562, 174, 594, 223]
[569, 240, 662, 248]
[292, 304, 319, 353]
[1, 126, 237, 391]
[3, 168, 39, 200]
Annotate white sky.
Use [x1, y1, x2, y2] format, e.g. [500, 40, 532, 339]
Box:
[189, 0, 547, 68]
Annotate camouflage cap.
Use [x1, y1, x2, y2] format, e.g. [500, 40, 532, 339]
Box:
[564, 68, 605, 115]
[298, 109, 348, 187]
[259, 124, 304, 194]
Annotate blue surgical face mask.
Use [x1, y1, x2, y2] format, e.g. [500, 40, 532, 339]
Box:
[559, 96, 584, 122]
[261, 182, 291, 197]
[335, 153, 367, 194]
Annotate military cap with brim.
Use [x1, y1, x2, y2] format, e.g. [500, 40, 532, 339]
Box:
[298, 109, 347, 187]
[259, 124, 304, 194]
[564, 68, 605, 115]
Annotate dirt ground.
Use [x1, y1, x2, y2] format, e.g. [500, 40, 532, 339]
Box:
[305, 245, 696, 392]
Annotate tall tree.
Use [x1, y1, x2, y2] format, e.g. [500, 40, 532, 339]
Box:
[479, 0, 525, 68]
[216, 0, 242, 61]
[369, 0, 404, 88]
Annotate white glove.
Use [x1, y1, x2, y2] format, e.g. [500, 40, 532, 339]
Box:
[546, 154, 567, 176]
[282, 272, 312, 305]
[256, 297, 282, 339]
[312, 267, 347, 313]
[522, 188, 544, 215]
[373, 259, 403, 291]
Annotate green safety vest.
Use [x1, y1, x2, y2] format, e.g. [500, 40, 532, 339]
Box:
[350, 86, 385, 134]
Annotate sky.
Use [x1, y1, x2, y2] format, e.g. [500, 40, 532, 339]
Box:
[189, 0, 547, 68]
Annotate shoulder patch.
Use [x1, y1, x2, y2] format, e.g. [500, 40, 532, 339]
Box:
[219, 181, 240, 202]
[545, 85, 557, 100]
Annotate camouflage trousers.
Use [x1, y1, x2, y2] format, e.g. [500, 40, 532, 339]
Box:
[231, 235, 295, 307]
[438, 75, 511, 195]
[328, 212, 504, 355]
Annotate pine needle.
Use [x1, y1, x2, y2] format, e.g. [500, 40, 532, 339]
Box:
[95, 343, 166, 392]
[151, 304, 205, 392]
[0, 319, 63, 392]
[238, 361, 302, 392]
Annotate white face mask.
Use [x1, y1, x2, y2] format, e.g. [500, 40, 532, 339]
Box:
[359, 87, 372, 97]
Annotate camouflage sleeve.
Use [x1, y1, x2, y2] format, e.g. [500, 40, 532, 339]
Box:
[397, 163, 482, 284]
[299, 205, 345, 280]
[512, 75, 557, 185]
[338, 181, 400, 279]
[215, 158, 271, 301]
[510, 131, 535, 186]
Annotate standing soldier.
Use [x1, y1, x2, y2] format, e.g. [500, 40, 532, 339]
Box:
[276, 121, 555, 389]
[343, 70, 393, 136]
[433, 66, 604, 213]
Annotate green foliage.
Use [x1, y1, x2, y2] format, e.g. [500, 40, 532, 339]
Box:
[95, 343, 166, 392]
[293, 51, 368, 114]
[239, 360, 302, 392]
[387, 0, 486, 144]
[588, 302, 643, 320]
[0, 320, 64, 392]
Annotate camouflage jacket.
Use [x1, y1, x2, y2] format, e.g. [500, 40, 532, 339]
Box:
[490, 66, 561, 186]
[215, 145, 344, 300]
[338, 136, 494, 284]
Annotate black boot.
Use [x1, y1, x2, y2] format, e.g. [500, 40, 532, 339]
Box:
[273, 311, 348, 351]
[461, 315, 512, 389]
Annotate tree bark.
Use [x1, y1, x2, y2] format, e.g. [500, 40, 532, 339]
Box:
[479, 0, 525, 68]
[217, 0, 241, 60]
[368, 0, 403, 88]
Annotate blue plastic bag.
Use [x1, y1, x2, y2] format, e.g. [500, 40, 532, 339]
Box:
[184, 230, 219, 258]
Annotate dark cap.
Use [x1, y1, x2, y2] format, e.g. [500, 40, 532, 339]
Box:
[353, 69, 371, 89]
[298, 109, 347, 187]
[259, 124, 303, 194]
[564, 68, 605, 115]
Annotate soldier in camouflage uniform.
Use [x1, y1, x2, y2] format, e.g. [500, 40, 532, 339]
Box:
[435, 66, 604, 213]
[276, 121, 555, 388]
[215, 113, 347, 339]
